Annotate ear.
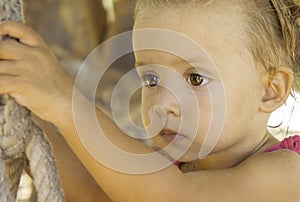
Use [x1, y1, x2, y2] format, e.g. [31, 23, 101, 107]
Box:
[259, 67, 294, 113]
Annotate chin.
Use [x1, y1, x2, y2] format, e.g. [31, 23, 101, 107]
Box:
[151, 135, 202, 161]
[158, 145, 200, 163]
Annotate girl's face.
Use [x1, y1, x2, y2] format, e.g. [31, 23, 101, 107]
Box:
[133, 3, 269, 163]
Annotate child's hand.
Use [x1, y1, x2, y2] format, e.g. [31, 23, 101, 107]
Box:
[0, 21, 74, 124]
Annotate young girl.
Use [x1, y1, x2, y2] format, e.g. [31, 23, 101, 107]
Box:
[0, 0, 300, 201]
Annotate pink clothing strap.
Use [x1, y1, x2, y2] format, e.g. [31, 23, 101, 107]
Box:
[173, 161, 182, 167]
[264, 135, 300, 154]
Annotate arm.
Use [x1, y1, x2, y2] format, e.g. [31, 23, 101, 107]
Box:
[0, 21, 299, 202]
[53, 91, 300, 202]
[33, 116, 112, 202]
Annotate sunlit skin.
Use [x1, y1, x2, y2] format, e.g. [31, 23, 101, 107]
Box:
[0, 1, 299, 201]
[134, 3, 277, 170]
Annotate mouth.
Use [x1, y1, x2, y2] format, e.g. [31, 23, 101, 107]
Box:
[160, 129, 186, 143]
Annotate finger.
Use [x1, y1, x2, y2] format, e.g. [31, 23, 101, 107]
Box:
[0, 75, 20, 95]
[0, 60, 24, 76]
[0, 21, 44, 47]
[0, 38, 27, 60]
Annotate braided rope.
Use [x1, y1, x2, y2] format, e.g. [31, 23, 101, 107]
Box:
[0, 155, 18, 202]
[0, 0, 65, 201]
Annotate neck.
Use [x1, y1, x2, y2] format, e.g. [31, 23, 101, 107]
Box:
[180, 131, 277, 172]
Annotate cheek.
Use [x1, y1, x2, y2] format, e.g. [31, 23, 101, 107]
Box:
[194, 97, 213, 136]
[141, 91, 164, 146]
[220, 74, 263, 131]
[141, 90, 154, 126]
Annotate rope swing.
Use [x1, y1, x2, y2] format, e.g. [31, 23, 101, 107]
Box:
[0, 0, 65, 201]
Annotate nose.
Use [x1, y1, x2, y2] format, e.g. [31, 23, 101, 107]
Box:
[156, 86, 181, 117]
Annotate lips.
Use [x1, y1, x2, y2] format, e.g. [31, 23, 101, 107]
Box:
[160, 129, 184, 143]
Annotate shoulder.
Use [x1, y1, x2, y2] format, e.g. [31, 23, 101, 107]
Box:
[237, 150, 300, 201]
[183, 150, 300, 202]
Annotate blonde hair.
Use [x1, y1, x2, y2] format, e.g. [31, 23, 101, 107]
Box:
[135, 0, 300, 91]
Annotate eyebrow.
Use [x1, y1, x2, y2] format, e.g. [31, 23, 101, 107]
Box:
[135, 58, 205, 66]
[135, 61, 146, 67]
[135, 57, 217, 75]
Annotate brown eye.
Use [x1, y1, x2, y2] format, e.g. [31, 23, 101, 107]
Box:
[188, 74, 205, 86]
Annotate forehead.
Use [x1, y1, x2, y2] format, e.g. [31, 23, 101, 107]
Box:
[133, 2, 249, 66]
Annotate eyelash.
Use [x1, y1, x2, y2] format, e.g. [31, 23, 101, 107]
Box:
[141, 73, 209, 88]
